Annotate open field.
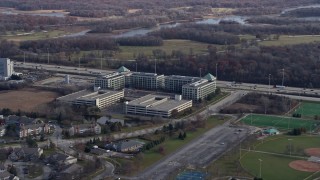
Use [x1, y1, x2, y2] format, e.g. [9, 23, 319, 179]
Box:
[294, 102, 320, 118]
[241, 114, 319, 131]
[260, 35, 320, 46]
[0, 88, 59, 112]
[240, 136, 320, 180]
[114, 40, 213, 60]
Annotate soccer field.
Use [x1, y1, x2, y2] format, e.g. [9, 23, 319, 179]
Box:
[241, 114, 320, 131]
[294, 102, 320, 117]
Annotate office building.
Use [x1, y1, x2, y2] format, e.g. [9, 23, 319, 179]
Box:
[164, 75, 201, 93]
[125, 94, 192, 118]
[125, 72, 164, 90]
[0, 58, 14, 80]
[182, 73, 216, 101]
[58, 89, 124, 108]
[94, 72, 125, 90]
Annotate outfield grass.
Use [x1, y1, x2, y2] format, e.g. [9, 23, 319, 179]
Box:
[240, 135, 320, 180]
[241, 114, 320, 131]
[254, 136, 320, 156]
[294, 102, 320, 118]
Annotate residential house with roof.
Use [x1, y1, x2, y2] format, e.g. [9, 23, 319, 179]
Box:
[0, 164, 18, 180]
[19, 123, 50, 138]
[57, 164, 83, 180]
[8, 148, 43, 162]
[105, 140, 144, 153]
[68, 123, 101, 136]
[46, 153, 77, 170]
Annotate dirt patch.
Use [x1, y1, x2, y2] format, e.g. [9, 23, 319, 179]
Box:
[289, 160, 320, 172]
[0, 88, 59, 112]
[305, 148, 320, 157]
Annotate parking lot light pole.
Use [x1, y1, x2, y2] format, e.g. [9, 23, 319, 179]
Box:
[259, 159, 262, 178]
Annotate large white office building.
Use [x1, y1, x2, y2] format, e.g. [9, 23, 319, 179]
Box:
[182, 73, 216, 101]
[0, 58, 14, 80]
[164, 75, 201, 93]
[58, 89, 124, 108]
[125, 72, 164, 90]
[125, 94, 192, 118]
[94, 72, 125, 90]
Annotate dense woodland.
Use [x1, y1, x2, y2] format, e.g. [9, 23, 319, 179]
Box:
[0, 14, 76, 33]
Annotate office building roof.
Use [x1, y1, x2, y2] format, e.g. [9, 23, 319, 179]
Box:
[203, 73, 216, 82]
[183, 79, 213, 88]
[165, 75, 201, 81]
[58, 89, 123, 102]
[127, 94, 191, 111]
[117, 66, 131, 73]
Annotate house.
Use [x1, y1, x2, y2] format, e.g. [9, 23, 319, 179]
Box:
[8, 148, 43, 162]
[97, 116, 124, 126]
[68, 123, 101, 136]
[263, 128, 280, 135]
[58, 164, 83, 180]
[46, 153, 77, 168]
[105, 140, 144, 153]
[19, 123, 50, 138]
[0, 126, 5, 137]
[0, 164, 19, 180]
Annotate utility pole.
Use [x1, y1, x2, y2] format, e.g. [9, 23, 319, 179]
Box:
[282, 68, 285, 86]
[135, 62, 137, 72]
[268, 74, 271, 94]
[47, 48, 50, 64]
[216, 63, 218, 80]
[24, 52, 26, 64]
[100, 56, 102, 70]
[154, 59, 157, 74]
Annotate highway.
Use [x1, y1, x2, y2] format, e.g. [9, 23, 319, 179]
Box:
[15, 62, 320, 99]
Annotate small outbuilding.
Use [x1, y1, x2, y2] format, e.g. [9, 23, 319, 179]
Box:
[263, 128, 280, 135]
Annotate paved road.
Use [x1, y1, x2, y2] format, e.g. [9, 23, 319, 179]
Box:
[217, 80, 320, 98]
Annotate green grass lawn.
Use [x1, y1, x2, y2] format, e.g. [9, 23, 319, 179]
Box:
[254, 136, 320, 156]
[114, 40, 213, 60]
[240, 135, 320, 180]
[241, 114, 320, 131]
[259, 35, 320, 46]
[0, 30, 68, 41]
[294, 102, 320, 118]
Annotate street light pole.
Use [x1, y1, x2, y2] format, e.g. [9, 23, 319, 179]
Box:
[47, 48, 50, 64]
[268, 74, 271, 94]
[282, 68, 285, 86]
[216, 63, 218, 80]
[259, 159, 262, 178]
[288, 139, 293, 156]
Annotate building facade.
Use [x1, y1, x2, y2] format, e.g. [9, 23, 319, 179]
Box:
[164, 75, 200, 93]
[0, 58, 14, 79]
[182, 78, 216, 101]
[58, 89, 124, 109]
[19, 123, 50, 138]
[125, 94, 192, 118]
[68, 123, 101, 136]
[94, 72, 125, 90]
[125, 72, 164, 90]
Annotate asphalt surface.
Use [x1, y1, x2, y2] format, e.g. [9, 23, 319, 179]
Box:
[137, 121, 251, 180]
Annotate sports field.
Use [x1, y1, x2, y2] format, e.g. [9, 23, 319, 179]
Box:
[241, 114, 319, 131]
[240, 136, 320, 180]
[294, 102, 320, 118]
